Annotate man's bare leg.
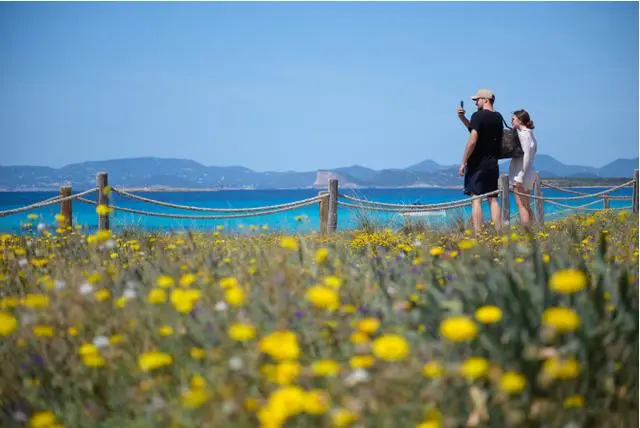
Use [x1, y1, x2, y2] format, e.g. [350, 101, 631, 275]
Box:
[488, 196, 502, 231]
[471, 198, 483, 234]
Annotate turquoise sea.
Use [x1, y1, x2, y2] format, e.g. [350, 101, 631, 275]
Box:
[0, 187, 634, 234]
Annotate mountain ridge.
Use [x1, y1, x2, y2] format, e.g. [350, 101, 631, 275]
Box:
[0, 155, 637, 191]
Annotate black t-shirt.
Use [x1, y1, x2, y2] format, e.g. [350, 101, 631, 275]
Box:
[467, 109, 503, 169]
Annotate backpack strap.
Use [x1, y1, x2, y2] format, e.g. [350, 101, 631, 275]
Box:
[499, 112, 512, 130]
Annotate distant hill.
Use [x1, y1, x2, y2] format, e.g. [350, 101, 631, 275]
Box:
[0, 155, 636, 191]
[499, 155, 637, 179]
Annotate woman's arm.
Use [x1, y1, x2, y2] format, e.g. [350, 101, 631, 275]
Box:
[515, 131, 534, 183]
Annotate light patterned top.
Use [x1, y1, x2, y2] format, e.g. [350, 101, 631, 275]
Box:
[508, 128, 537, 191]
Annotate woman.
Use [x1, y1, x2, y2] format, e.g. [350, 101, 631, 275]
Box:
[509, 109, 537, 226]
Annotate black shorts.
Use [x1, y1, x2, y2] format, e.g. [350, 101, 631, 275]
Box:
[464, 164, 499, 196]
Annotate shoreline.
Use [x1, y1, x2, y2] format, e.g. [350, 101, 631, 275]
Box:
[0, 184, 630, 193]
[0, 185, 468, 193]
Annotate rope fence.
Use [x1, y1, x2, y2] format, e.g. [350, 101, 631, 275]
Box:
[0, 188, 97, 218]
[112, 188, 324, 213]
[0, 169, 637, 233]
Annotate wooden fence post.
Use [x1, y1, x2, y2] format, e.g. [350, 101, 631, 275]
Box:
[499, 173, 510, 227]
[327, 179, 338, 233]
[633, 169, 639, 214]
[97, 172, 110, 231]
[318, 191, 329, 235]
[603, 195, 610, 210]
[60, 185, 72, 229]
[533, 172, 544, 225]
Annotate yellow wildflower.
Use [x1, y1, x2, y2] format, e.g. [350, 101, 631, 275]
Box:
[109, 334, 124, 344]
[79, 343, 99, 356]
[30, 411, 57, 428]
[0, 311, 18, 336]
[115, 296, 128, 309]
[182, 387, 211, 409]
[312, 359, 341, 377]
[95, 289, 110, 302]
[356, 317, 380, 334]
[341, 304, 357, 314]
[458, 239, 476, 250]
[228, 323, 257, 342]
[474, 305, 502, 324]
[305, 285, 339, 310]
[542, 307, 581, 333]
[564, 394, 584, 408]
[158, 326, 173, 336]
[349, 355, 375, 369]
[23, 294, 50, 309]
[258, 386, 304, 426]
[82, 353, 106, 367]
[324, 275, 342, 288]
[417, 422, 440, 428]
[315, 247, 329, 263]
[542, 357, 581, 380]
[219, 277, 239, 289]
[33, 325, 54, 337]
[350, 331, 369, 344]
[179, 273, 197, 288]
[303, 389, 331, 415]
[460, 357, 489, 381]
[224, 287, 245, 307]
[549, 268, 587, 294]
[138, 351, 173, 372]
[499, 371, 527, 394]
[274, 361, 301, 385]
[147, 288, 167, 304]
[439, 316, 478, 342]
[190, 347, 206, 360]
[430, 246, 444, 256]
[259, 330, 300, 361]
[331, 408, 360, 427]
[170, 288, 201, 313]
[156, 275, 175, 288]
[372, 334, 410, 362]
[422, 361, 444, 379]
[96, 204, 112, 216]
[280, 236, 299, 250]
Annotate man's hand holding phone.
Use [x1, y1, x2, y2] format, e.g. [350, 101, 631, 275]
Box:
[456, 100, 465, 117]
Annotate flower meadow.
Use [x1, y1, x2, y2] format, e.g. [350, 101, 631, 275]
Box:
[0, 210, 638, 428]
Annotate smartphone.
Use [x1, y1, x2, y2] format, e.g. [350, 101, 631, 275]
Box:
[460, 100, 464, 108]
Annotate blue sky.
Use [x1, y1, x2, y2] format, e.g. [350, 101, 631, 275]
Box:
[0, 1, 637, 171]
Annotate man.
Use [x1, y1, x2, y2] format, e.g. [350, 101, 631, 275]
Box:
[456, 88, 503, 233]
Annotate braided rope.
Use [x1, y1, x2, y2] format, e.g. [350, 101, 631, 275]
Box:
[542, 198, 606, 211]
[337, 198, 474, 213]
[40, 194, 64, 204]
[512, 180, 633, 201]
[0, 188, 98, 217]
[338, 189, 500, 209]
[112, 188, 323, 213]
[605, 195, 633, 200]
[540, 182, 590, 195]
[76, 197, 318, 220]
[541, 181, 634, 194]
